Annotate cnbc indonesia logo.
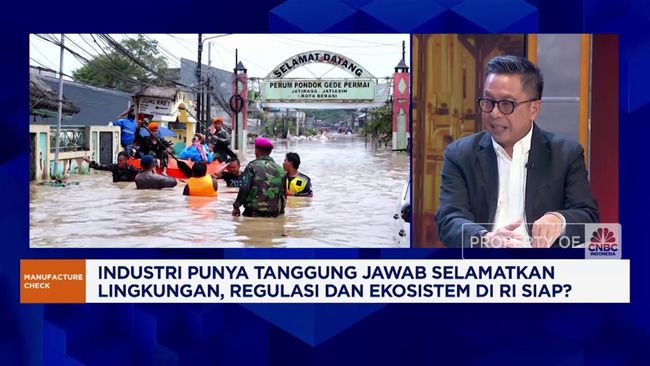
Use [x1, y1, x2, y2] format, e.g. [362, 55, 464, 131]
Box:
[586, 226, 621, 259]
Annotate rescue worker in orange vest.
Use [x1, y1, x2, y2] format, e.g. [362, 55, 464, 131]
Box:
[182, 161, 218, 197]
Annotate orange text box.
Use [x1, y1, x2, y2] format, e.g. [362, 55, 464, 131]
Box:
[21, 260, 86, 303]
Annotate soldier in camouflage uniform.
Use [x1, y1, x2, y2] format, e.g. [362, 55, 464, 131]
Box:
[232, 138, 286, 217]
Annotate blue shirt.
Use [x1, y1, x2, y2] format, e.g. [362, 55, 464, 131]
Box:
[179, 144, 214, 162]
[113, 118, 137, 145]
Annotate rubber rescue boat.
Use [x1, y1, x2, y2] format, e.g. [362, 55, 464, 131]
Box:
[127, 157, 222, 179]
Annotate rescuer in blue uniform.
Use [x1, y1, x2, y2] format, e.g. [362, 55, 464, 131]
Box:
[112, 110, 137, 156]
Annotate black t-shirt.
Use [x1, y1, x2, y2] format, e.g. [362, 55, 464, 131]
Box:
[221, 172, 244, 187]
[89, 161, 138, 182]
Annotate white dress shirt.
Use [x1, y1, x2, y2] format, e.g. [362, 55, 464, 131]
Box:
[492, 125, 534, 247]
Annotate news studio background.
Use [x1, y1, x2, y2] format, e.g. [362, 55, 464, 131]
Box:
[4, 2, 648, 366]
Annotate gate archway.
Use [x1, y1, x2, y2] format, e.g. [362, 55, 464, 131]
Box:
[232, 48, 410, 153]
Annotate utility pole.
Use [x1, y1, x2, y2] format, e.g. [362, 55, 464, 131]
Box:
[297, 112, 300, 136]
[232, 49, 238, 149]
[196, 34, 230, 135]
[208, 42, 212, 67]
[53, 33, 64, 179]
[196, 33, 203, 134]
[205, 79, 211, 124]
[206, 42, 211, 124]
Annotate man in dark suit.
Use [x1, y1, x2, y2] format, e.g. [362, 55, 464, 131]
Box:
[436, 55, 599, 248]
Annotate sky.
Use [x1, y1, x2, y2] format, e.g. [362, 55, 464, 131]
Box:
[29, 34, 410, 81]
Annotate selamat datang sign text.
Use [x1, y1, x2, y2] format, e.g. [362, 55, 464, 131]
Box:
[262, 79, 376, 102]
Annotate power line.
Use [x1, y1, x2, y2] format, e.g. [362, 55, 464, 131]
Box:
[29, 56, 132, 98]
[90, 34, 182, 88]
[57, 34, 149, 90]
[98, 34, 195, 90]
[36, 33, 194, 93]
[208, 41, 268, 72]
[62, 34, 98, 59]
[155, 34, 237, 112]
[166, 34, 197, 55]
[116, 33, 182, 69]
[30, 57, 63, 75]
[138, 34, 181, 68]
[81, 34, 121, 63]
[35, 34, 156, 93]
[84, 34, 150, 79]
[64, 34, 149, 87]
[319, 34, 403, 47]
[30, 43, 59, 70]
[268, 34, 401, 49]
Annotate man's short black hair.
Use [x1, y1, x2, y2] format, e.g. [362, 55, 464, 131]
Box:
[228, 157, 240, 165]
[285, 152, 301, 170]
[192, 161, 207, 177]
[256, 146, 272, 156]
[127, 112, 135, 120]
[486, 55, 544, 100]
[117, 151, 129, 159]
[141, 158, 154, 170]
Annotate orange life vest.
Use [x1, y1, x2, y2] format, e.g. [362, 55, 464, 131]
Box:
[186, 175, 217, 197]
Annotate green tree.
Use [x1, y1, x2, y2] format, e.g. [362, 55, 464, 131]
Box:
[304, 109, 355, 126]
[362, 104, 392, 147]
[72, 35, 168, 92]
[302, 127, 317, 136]
[262, 117, 282, 137]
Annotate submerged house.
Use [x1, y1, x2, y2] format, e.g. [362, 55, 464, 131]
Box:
[29, 70, 120, 181]
[29, 72, 80, 118]
[133, 85, 197, 147]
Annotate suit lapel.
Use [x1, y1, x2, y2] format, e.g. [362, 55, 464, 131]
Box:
[476, 133, 499, 223]
[525, 125, 550, 223]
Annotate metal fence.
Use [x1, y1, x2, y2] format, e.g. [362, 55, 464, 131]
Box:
[50, 126, 87, 152]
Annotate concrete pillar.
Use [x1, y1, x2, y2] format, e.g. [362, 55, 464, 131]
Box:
[232, 61, 248, 156]
[392, 59, 410, 151]
[30, 125, 51, 181]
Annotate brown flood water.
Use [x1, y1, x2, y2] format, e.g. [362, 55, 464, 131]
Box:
[30, 135, 409, 248]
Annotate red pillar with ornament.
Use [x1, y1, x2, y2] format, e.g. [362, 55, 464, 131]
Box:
[231, 57, 248, 155]
[392, 46, 410, 151]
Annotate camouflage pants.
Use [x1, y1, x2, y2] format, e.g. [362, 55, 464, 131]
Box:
[243, 208, 283, 217]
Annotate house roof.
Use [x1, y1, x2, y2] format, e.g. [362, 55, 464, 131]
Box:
[395, 57, 408, 70]
[33, 75, 132, 126]
[134, 86, 178, 99]
[29, 73, 80, 116]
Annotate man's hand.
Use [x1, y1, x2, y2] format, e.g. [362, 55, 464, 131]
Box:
[482, 219, 526, 248]
[210, 162, 228, 179]
[232, 207, 241, 216]
[217, 162, 228, 173]
[531, 213, 564, 248]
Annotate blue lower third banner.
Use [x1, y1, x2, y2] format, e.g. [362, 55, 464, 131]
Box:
[21, 260, 629, 303]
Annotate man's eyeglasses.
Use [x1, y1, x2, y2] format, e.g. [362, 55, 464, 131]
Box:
[476, 97, 538, 115]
